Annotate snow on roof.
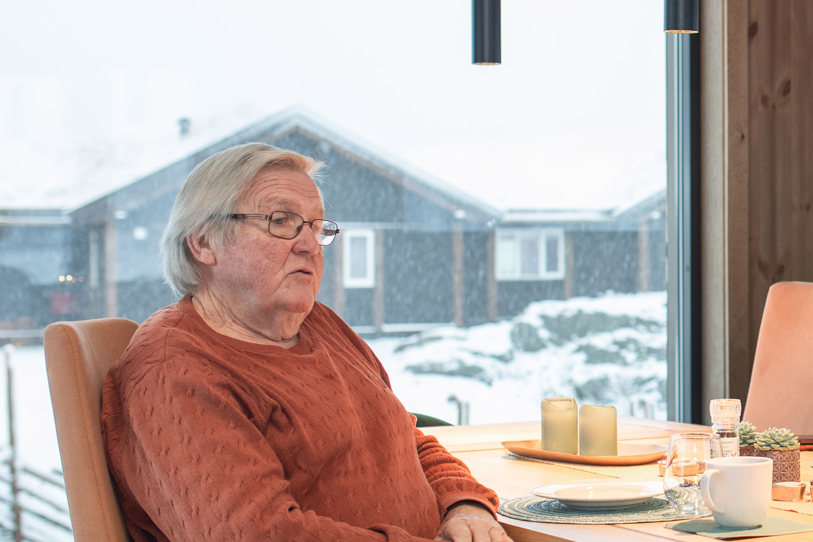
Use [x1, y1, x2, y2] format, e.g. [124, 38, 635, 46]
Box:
[0, 109, 267, 210]
[2, 105, 505, 221]
[501, 208, 612, 223]
[1, 105, 662, 221]
[167, 106, 503, 219]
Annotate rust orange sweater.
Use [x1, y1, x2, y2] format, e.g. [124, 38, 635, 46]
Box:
[101, 297, 499, 541]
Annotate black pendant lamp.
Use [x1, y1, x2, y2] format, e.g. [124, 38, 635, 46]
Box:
[664, 0, 699, 34]
[473, 0, 500, 65]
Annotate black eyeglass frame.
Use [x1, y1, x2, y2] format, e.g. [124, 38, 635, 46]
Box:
[228, 211, 340, 246]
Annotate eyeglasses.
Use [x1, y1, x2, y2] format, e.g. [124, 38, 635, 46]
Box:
[228, 211, 340, 246]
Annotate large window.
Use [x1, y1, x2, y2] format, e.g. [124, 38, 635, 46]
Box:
[0, 4, 670, 535]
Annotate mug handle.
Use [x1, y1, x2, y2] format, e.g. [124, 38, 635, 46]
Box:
[700, 468, 725, 514]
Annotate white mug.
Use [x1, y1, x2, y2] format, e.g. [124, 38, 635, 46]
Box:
[700, 456, 773, 528]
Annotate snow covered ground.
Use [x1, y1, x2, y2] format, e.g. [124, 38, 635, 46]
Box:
[368, 291, 667, 426]
[0, 344, 72, 541]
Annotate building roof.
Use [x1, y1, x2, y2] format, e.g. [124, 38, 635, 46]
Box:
[70, 106, 502, 225]
[3, 107, 665, 229]
[0, 209, 70, 226]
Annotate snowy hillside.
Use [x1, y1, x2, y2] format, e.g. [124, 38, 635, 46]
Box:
[369, 291, 667, 425]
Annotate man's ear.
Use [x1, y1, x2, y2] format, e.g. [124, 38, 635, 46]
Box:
[186, 232, 217, 266]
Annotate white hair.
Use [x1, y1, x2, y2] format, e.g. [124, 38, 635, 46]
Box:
[161, 143, 322, 296]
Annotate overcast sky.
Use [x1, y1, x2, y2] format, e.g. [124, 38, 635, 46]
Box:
[0, 0, 666, 210]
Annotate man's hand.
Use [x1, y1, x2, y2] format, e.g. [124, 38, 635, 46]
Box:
[434, 502, 513, 542]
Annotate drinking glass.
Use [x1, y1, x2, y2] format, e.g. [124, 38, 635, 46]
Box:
[663, 432, 722, 516]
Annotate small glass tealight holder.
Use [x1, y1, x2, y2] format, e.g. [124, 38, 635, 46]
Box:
[772, 481, 806, 502]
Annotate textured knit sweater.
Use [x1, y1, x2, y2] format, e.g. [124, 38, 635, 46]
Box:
[101, 297, 499, 541]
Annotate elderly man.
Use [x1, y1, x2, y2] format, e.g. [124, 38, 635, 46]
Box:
[101, 143, 512, 541]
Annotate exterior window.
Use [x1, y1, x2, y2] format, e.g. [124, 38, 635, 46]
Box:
[1, 7, 672, 521]
[343, 230, 375, 288]
[496, 229, 565, 281]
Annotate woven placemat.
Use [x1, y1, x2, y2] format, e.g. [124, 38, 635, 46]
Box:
[499, 491, 711, 525]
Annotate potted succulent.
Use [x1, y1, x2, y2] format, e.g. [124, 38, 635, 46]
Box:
[738, 420, 757, 456]
[754, 426, 800, 483]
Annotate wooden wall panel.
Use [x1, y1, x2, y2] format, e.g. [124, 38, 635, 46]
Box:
[748, 1, 790, 372]
[747, 0, 813, 359]
[724, 0, 753, 410]
[789, 2, 813, 277]
[702, 0, 813, 418]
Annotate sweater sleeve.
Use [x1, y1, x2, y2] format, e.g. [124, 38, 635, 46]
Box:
[415, 429, 501, 517]
[102, 355, 446, 542]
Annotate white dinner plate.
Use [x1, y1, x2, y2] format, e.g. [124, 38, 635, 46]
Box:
[532, 480, 663, 510]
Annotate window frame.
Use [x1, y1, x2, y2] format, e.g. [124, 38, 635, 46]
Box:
[666, 32, 701, 423]
[342, 229, 375, 289]
[494, 227, 566, 281]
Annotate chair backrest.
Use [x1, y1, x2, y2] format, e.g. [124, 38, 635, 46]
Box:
[44, 318, 138, 542]
[743, 281, 813, 435]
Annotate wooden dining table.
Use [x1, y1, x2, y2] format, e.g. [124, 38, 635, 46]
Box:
[423, 418, 813, 542]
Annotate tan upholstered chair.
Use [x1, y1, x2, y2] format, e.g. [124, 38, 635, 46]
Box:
[44, 318, 138, 542]
[743, 281, 813, 436]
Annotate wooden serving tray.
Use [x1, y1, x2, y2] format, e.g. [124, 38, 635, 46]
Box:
[502, 439, 666, 466]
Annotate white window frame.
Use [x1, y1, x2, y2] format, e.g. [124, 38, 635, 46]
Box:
[342, 229, 375, 288]
[495, 228, 565, 281]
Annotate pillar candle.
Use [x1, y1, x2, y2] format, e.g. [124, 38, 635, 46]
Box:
[541, 397, 578, 454]
[578, 404, 618, 456]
